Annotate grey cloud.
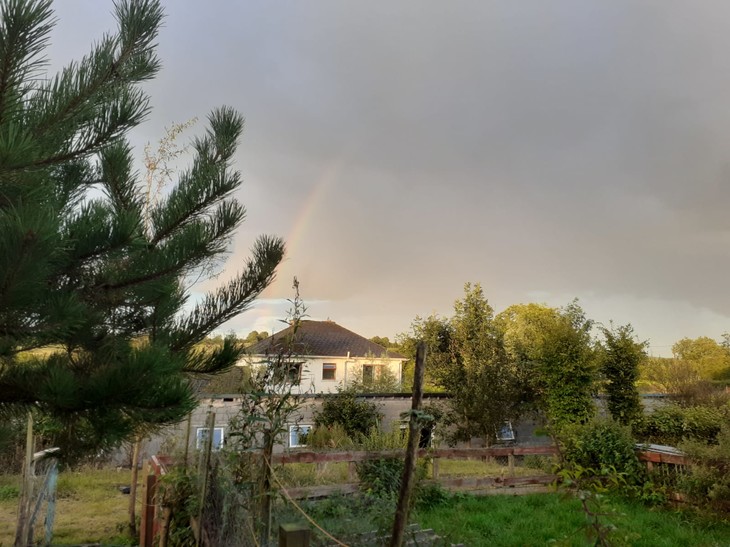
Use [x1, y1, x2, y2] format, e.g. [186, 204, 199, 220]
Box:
[45, 0, 730, 341]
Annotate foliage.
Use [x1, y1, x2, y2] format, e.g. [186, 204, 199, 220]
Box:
[439, 283, 522, 446]
[554, 464, 636, 546]
[495, 300, 598, 430]
[598, 323, 646, 425]
[313, 390, 382, 441]
[679, 424, 730, 514]
[356, 425, 407, 497]
[305, 423, 355, 450]
[634, 404, 725, 446]
[396, 314, 453, 391]
[156, 469, 198, 547]
[0, 0, 284, 460]
[673, 336, 730, 381]
[0, 485, 18, 501]
[347, 361, 401, 393]
[414, 492, 730, 547]
[222, 280, 307, 543]
[640, 357, 701, 395]
[560, 419, 646, 486]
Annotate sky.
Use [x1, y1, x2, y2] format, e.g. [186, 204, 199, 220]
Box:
[46, 1, 730, 355]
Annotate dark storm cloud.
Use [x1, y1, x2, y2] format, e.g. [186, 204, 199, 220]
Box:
[47, 1, 730, 346]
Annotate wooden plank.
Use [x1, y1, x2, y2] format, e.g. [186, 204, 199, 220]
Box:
[272, 446, 559, 465]
[284, 483, 359, 499]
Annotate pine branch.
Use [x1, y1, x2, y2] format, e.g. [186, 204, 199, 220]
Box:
[170, 235, 285, 351]
[0, 0, 54, 128]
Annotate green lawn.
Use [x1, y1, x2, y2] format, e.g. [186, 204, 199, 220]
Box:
[0, 469, 138, 546]
[3, 468, 730, 547]
[414, 493, 730, 546]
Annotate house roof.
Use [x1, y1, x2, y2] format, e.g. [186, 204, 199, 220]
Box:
[246, 320, 406, 359]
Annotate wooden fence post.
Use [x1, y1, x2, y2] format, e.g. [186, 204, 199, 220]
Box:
[390, 342, 427, 547]
[507, 454, 515, 477]
[432, 457, 440, 480]
[196, 411, 215, 547]
[14, 412, 34, 547]
[279, 523, 310, 547]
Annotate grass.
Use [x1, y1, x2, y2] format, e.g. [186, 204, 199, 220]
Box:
[0, 468, 139, 546]
[414, 493, 730, 546]
[274, 457, 544, 488]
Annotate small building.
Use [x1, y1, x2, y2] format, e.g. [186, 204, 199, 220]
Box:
[243, 320, 407, 394]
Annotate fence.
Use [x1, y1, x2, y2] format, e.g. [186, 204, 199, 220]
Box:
[140, 445, 690, 546]
[272, 446, 560, 498]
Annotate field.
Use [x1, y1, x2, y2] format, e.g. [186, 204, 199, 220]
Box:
[1, 467, 729, 546]
[0, 469, 139, 546]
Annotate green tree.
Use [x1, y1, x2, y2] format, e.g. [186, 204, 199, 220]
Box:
[598, 323, 645, 425]
[0, 0, 284, 458]
[396, 314, 453, 391]
[672, 336, 730, 381]
[495, 301, 597, 430]
[441, 283, 520, 445]
[243, 330, 269, 347]
[369, 335, 391, 348]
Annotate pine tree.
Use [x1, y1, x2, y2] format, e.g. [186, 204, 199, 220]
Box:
[0, 0, 285, 459]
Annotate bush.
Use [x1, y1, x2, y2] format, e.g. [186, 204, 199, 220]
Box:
[314, 390, 382, 441]
[635, 405, 724, 445]
[0, 484, 19, 500]
[679, 424, 730, 514]
[306, 423, 355, 450]
[560, 418, 645, 485]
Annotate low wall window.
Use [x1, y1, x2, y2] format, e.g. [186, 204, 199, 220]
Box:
[196, 427, 225, 450]
[322, 362, 336, 380]
[498, 421, 515, 442]
[289, 424, 312, 448]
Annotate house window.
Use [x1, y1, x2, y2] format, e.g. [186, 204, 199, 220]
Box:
[498, 421, 515, 442]
[362, 364, 381, 385]
[322, 362, 336, 381]
[196, 427, 225, 451]
[289, 424, 312, 448]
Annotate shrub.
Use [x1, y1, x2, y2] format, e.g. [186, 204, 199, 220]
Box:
[314, 390, 382, 441]
[679, 424, 730, 514]
[636, 405, 724, 445]
[560, 418, 645, 485]
[0, 484, 19, 500]
[306, 423, 354, 450]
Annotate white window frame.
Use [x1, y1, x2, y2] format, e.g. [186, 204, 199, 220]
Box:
[289, 424, 312, 448]
[497, 421, 515, 442]
[196, 427, 225, 450]
[322, 362, 337, 381]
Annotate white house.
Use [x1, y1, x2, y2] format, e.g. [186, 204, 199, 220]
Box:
[244, 320, 406, 394]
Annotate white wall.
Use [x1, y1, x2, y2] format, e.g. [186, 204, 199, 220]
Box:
[251, 355, 404, 394]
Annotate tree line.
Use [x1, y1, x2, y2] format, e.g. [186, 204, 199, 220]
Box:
[372, 283, 729, 445]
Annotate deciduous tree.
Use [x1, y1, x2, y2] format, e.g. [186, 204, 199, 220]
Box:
[495, 301, 597, 430]
[598, 323, 645, 425]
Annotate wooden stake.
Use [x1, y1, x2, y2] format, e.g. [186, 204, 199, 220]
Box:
[14, 411, 34, 547]
[197, 411, 215, 547]
[390, 342, 427, 547]
[128, 436, 142, 537]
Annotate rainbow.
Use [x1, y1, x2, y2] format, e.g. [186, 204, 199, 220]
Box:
[285, 158, 345, 259]
[249, 158, 346, 332]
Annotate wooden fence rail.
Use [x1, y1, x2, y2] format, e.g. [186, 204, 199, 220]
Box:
[272, 445, 559, 465]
